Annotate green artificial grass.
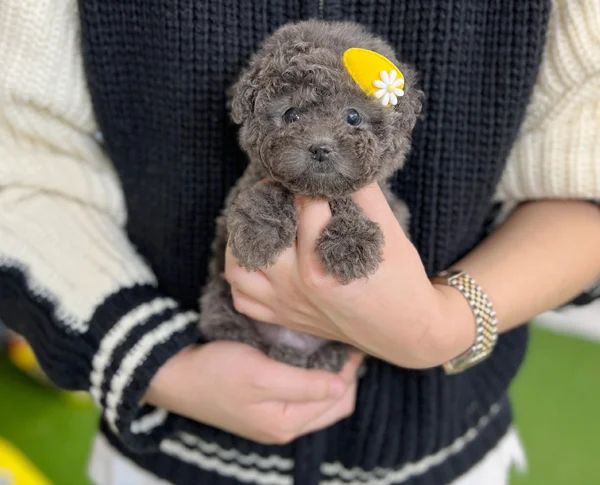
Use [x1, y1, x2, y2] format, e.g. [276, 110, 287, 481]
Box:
[0, 356, 98, 485]
[510, 326, 600, 485]
[0, 325, 598, 484]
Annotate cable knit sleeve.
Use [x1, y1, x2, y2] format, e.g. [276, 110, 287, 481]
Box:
[496, 0, 600, 202]
[0, 0, 199, 450]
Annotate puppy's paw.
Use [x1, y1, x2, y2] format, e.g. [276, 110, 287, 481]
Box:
[317, 215, 383, 283]
[227, 184, 296, 270]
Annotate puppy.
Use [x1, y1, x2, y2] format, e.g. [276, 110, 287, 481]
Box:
[199, 20, 422, 370]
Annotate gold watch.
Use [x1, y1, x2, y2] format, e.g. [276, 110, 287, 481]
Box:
[432, 270, 498, 374]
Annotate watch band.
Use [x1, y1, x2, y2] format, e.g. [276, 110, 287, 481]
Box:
[432, 270, 498, 374]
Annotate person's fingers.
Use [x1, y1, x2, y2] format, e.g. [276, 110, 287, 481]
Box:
[338, 351, 365, 384]
[295, 195, 333, 283]
[350, 183, 398, 227]
[226, 255, 277, 306]
[295, 195, 332, 245]
[250, 317, 340, 340]
[260, 393, 344, 443]
[230, 287, 278, 323]
[273, 323, 349, 342]
[255, 357, 347, 403]
[260, 379, 356, 443]
[299, 380, 358, 435]
[267, 377, 358, 440]
[224, 244, 273, 291]
[260, 244, 298, 284]
[224, 244, 267, 283]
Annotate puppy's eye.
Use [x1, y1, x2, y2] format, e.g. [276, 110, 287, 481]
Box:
[346, 109, 362, 126]
[283, 108, 300, 124]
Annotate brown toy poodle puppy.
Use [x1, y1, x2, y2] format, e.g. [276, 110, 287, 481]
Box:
[199, 20, 422, 370]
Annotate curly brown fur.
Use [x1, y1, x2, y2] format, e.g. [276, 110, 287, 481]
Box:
[318, 198, 384, 283]
[228, 182, 297, 270]
[199, 20, 422, 370]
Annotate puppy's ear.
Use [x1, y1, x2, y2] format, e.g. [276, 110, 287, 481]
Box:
[394, 63, 423, 133]
[382, 63, 424, 169]
[229, 62, 260, 125]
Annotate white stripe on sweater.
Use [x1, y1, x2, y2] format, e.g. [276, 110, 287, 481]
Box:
[131, 408, 169, 435]
[320, 403, 502, 484]
[177, 432, 293, 471]
[159, 439, 292, 485]
[89, 297, 177, 404]
[104, 310, 198, 432]
[151, 401, 502, 485]
[449, 428, 526, 485]
[89, 421, 521, 485]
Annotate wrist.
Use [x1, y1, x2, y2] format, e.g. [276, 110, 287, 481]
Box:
[376, 283, 475, 369]
[428, 283, 477, 366]
[144, 344, 198, 407]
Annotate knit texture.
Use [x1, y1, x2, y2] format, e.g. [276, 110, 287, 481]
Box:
[0, 0, 200, 450]
[497, 0, 600, 202]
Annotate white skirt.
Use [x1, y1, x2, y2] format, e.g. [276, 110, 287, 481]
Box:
[88, 427, 526, 485]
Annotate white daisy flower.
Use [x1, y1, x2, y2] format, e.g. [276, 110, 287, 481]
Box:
[373, 69, 405, 106]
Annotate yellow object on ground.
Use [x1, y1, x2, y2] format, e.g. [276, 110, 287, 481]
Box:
[6, 335, 49, 385]
[7, 337, 37, 372]
[0, 438, 51, 485]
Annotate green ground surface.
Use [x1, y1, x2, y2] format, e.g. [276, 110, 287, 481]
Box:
[510, 327, 600, 485]
[0, 356, 97, 485]
[0, 326, 598, 485]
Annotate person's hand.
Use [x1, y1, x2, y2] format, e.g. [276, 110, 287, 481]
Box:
[225, 182, 475, 369]
[144, 342, 364, 444]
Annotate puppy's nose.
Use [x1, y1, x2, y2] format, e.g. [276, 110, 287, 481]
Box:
[309, 144, 333, 162]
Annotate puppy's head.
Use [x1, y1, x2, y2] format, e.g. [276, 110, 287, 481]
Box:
[230, 20, 422, 197]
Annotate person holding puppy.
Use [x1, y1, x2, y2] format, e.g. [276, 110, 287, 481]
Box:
[1, 1, 599, 484]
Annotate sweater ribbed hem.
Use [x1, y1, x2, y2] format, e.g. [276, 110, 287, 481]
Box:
[0, 270, 200, 451]
[95, 323, 527, 483]
[99, 396, 513, 485]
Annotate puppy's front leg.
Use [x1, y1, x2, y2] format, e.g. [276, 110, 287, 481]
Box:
[228, 182, 296, 270]
[317, 197, 384, 284]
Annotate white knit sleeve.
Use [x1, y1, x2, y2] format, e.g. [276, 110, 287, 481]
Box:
[496, 0, 600, 202]
[0, 0, 198, 450]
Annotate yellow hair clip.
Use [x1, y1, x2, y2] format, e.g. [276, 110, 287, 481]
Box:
[342, 47, 405, 107]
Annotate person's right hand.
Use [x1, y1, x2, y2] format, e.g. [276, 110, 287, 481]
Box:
[144, 341, 363, 444]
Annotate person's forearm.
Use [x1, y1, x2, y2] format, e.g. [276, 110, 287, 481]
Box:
[434, 200, 600, 359]
[224, 183, 600, 369]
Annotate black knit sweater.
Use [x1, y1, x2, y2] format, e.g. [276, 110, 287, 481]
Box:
[2, 1, 550, 483]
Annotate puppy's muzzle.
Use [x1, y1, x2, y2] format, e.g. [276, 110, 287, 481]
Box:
[309, 144, 333, 163]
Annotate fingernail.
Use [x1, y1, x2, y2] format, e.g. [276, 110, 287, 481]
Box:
[329, 379, 346, 398]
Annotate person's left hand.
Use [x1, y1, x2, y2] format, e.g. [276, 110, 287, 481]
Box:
[225, 183, 474, 369]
